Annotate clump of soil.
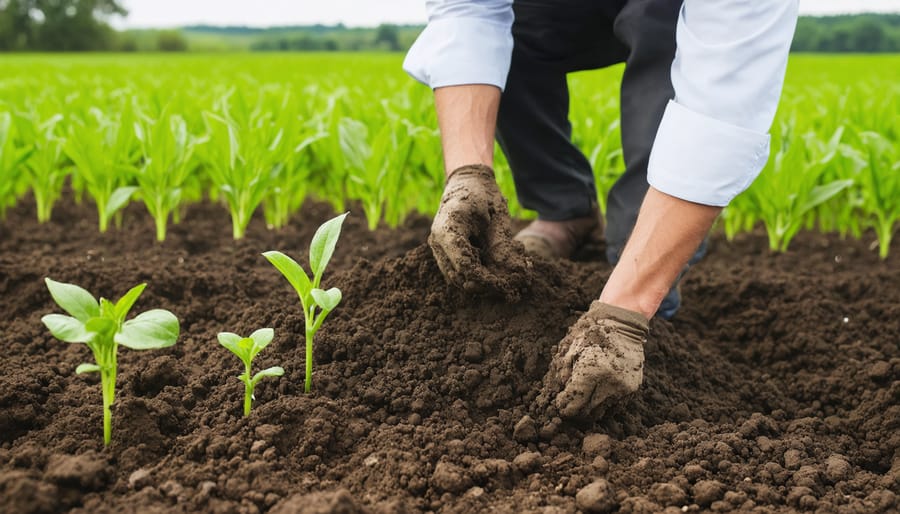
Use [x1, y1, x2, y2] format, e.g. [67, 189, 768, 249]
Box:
[0, 194, 897, 513]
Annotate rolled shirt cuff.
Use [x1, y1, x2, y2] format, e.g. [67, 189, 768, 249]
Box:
[647, 100, 771, 207]
[403, 17, 513, 91]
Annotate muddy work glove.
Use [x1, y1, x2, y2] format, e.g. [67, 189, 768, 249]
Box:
[539, 301, 649, 419]
[429, 164, 530, 301]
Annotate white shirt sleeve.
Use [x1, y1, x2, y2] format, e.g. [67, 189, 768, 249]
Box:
[403, 0, 514, 91]
[648, 0, 799, 207]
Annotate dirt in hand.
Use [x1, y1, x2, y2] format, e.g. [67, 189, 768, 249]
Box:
[1, 194, 898, 513]
[429, 164, 535, 302]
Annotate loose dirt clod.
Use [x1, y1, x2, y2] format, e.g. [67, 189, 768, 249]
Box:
[576, 478, 616, 513]
[692, 479, 725, 506]
[513, 415, 538, 443]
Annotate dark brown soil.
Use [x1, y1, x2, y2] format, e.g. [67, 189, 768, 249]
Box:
[1, 193, 898, 514]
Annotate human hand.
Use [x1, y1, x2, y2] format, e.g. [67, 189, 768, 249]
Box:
[429, 164, 530, 301]
[539, 301, 649, 419]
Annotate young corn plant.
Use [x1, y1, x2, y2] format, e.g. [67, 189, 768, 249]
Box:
[134, 108, 200, 241]
[0, 112, 34, 219]
[744, 122, 853, 252]
[18, 111, 68, 223]
[262, 94, 326, 230]
[263, 212, 347, 393]
[341, 115, 414, 230]
[64, 107, 139, 232]
[41, 279, 179, 446]
[849, 131, 900, 259]
[217, 328, 284, 416]
[202, 91, 289, 239]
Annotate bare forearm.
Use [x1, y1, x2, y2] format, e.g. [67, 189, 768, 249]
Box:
[600, 187, 721, 319]
[434, 84, 501, 176]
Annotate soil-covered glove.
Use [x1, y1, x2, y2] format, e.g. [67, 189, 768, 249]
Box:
[539, 301, 649, 419]
[429, 164, 530, 301]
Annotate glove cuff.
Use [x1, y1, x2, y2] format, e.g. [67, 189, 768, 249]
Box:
[446, 164, 495, 182]
[590, 301, 650, 334]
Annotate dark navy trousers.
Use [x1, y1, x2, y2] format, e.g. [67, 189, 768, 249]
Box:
[495, 0, 703, 318]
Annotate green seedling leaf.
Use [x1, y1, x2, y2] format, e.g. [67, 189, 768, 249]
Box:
[217, 332, 247, 360]
[263, 251, 312, 301]
[311, 287, 342, 312]
[41, 314, 91, 343]
[249, 328, 275, 347]
[76, 363, 101, 374]
[107, 186, 139, 217]
[251, 366, 284, 387]
[45, 278, 99, 322]
[85, 317, 116, 338]
[117, 309, 180, 350]
[99, 298, 116, 319]
[114, 283, 147, 322]
[249, 328, 275, 359]
[309, 212, 349, 279]
[218, 328, 282, 416]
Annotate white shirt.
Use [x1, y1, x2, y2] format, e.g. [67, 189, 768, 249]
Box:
[403, 0, 799, 207]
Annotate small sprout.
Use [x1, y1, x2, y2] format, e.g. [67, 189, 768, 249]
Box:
[264, 212, 347, 393]
[217, 328, 284, 416]
[41, 278, 179, 446]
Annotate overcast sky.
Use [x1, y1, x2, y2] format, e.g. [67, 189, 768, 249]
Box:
[113, 0, 900, 29]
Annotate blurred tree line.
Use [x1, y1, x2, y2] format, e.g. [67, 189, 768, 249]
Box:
[2, 2, 900, 53]
[792, 14, 900, 52]
[0, 0, 187, 51]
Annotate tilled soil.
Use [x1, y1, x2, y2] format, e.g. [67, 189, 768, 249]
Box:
[0, 195, 898, 514]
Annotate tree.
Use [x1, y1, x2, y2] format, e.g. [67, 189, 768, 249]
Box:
[374, 24, 400, 51]
[0, 0, 126, 51]
[157, 30, 187, 52]
[851, 19, 886, 52]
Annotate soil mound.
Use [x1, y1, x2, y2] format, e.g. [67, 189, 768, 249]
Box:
[1, 196, 897, 512]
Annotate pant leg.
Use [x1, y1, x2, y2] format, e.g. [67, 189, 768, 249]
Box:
[608, 0, 708, 319]
[496, 0, 627, 221]
[604, 0, 683, 262]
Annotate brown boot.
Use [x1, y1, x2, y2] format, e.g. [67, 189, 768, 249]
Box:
[514, 208, 602, 259]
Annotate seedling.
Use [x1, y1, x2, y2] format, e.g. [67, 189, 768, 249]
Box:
[263, 212, 347, 392]
[217, 328, 284, 416]
[41, 278, 179, 446]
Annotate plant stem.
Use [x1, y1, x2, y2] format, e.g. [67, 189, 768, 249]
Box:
[99, 209, 109, 232]
[154, 198, 167, 242]
[100, 346, 117, 446]
[35, 191, 51, 223]
[305, 328, 313, 393]
[232, 212, 243, 240]
[243, 364, 252, 416]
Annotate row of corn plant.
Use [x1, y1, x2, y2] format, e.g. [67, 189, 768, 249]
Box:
[0, 54, 897, 255]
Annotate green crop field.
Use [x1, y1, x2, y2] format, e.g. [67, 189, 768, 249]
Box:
[1, 53, 898, 255]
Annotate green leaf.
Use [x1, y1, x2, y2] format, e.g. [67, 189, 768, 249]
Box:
[217, 331, 244, 353]
[42, 314, 91, 343]
[116, 309, 180, 350]
[99, 298, 115, 319]
[76, 363, 101, 374]
[45, 278, 99, 323]
[263, 250, 312, 300]
[251, 366, 284, 387]
[249, 328, 275, 350]
[309, 212, 349, 280]
[114, 283, 147, 322]
[800, 179, 854, 214]
[107, 186, 138, 217]
[311, 287, 342, 312]
[85, 317, 116, 338]
[253, 366, 284, 380]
